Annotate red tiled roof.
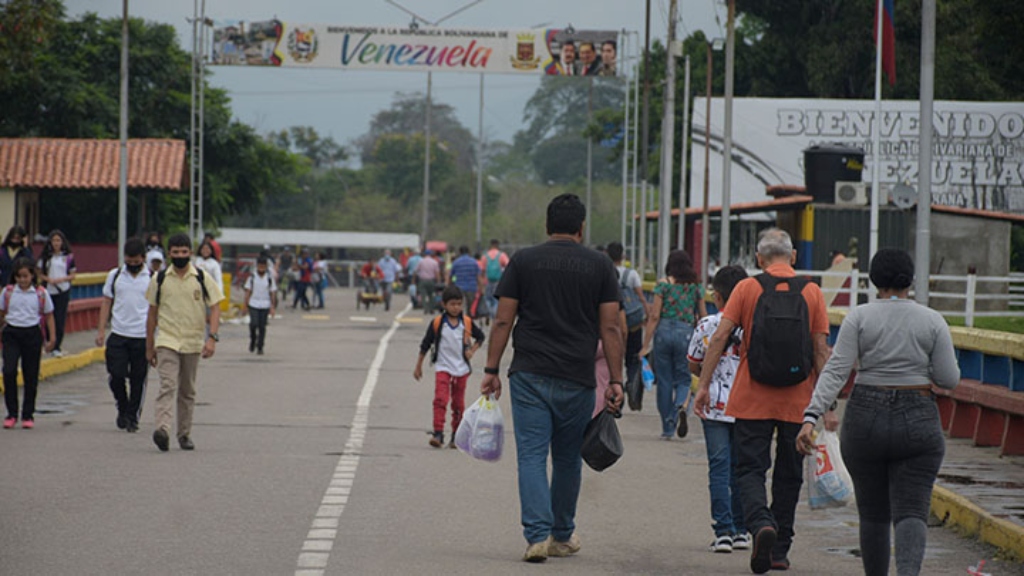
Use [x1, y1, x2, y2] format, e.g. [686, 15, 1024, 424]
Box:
[0, 138, 187, 191]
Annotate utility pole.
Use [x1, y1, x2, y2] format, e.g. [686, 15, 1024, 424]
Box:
[658, 0, 678, 274]
[638, 0, 652, 278]
[701, 42, 713, 288]
[915, 0, 935, 304]
[586, 77, 594, 245]
[720, 0, 735, 266]
[620, 31, 630, 249]
[475, 73, 484, 252]
[678, 54, 690, 251]
[422, 71, 432, 243]
[117, 0, 129, 265]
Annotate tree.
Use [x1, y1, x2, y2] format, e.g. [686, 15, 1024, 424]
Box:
[355, 92, 477, 173]
[0, 3, 304, 232]
[269, 126, 347, 169]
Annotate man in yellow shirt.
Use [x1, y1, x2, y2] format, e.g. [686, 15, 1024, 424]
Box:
[145, 233, 224, 452]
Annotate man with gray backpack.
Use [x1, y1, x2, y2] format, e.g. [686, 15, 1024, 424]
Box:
[607, 242, 647, 409]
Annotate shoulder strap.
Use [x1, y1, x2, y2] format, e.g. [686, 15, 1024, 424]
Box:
[36, 286, 46, 319]
[431, 314, 442, 336]
[196, 269, 209, 303]
[156, 269, 166, 305]
[462, 315, 473, 345]
[110, 268, 122, 301]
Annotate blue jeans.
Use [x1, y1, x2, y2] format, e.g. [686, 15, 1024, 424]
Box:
[509, 371, 595, 545]
[485, 281, 499, 320]
[652, 318, 694, 436]
[702, 419, 746, 537]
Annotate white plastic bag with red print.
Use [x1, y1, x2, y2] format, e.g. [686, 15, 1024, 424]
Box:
[804, 430, 854, 509]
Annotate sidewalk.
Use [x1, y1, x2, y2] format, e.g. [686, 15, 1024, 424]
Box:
[32, 294, 1024, 564]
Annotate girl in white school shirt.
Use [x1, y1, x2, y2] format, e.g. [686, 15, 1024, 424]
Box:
[37, 229, 76, 357]
[1, 258, 55, 429]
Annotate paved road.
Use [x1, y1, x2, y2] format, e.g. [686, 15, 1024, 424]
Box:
[2, 290, 1021, 575]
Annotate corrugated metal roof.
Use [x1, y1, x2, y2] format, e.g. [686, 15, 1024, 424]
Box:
[218, 228, 421, 250]
[0, 138, 187, 190]
[643, 195, 815, 220]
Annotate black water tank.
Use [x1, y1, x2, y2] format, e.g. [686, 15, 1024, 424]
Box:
[803, 144, 865, 203]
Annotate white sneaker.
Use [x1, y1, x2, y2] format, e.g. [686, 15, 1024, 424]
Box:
[711, 534, 733, 553]
[523, 536, 552, 563]
[50, 350, 65, 358]
[548, 533, 581, 557]
[732, 533, 750, 550]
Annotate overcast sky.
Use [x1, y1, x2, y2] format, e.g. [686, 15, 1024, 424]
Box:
[64, 0, 724, 157]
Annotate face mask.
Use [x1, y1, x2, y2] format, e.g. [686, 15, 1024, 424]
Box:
[171, 257, 190, 269]
[126, 263, 144, 274]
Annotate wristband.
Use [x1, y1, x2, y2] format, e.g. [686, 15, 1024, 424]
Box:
[483, 367, 500, 375]
[609, 380, 624, 386]
[828, 400, 838, 412]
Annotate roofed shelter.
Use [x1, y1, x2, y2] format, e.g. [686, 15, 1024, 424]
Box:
[0, 138, 187, 270]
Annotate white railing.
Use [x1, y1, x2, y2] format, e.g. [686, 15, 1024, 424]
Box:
[789, 268, 1024, 327]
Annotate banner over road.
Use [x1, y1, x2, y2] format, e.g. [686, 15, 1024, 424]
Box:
[211, 20, 620, 76]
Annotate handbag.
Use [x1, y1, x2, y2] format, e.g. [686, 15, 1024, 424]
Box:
[581, 409, 623, 472]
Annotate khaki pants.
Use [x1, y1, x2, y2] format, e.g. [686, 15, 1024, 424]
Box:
[154, 348, 201, 439]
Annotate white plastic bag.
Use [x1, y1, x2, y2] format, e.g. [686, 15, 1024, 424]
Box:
[455, 394, 504, 462]
[805, 429, 854, 509]
[454, 396, 483, 453]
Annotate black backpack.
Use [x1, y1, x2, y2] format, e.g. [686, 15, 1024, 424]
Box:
[619, 269, 645, 330]
[156, 268, 209, 305]
[746, 274, 814, 387]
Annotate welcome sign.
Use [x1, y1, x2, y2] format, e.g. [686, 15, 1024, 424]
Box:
[690, 97, 1024, 214]
[210, 20, 620, 77]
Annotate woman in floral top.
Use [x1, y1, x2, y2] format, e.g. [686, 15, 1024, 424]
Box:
[640, 249, 707, 439]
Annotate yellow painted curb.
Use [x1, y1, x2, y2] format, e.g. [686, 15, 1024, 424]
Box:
[931, 484, 1024, 561]
[0, 347, 106, 393]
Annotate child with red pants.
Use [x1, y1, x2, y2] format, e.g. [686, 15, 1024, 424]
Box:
[414, 284, 485, 448]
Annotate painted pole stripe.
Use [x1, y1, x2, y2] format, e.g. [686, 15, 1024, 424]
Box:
[294, 304, 410, 575]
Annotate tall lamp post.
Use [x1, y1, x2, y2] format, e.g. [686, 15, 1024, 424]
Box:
[700, 37, 724, 287]
[385, 0, 485, 245]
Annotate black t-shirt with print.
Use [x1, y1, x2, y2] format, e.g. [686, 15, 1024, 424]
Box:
[495, 239, 620, 388]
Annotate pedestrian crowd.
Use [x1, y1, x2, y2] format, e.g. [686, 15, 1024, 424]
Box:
[407, 194, 958, 576]
[0, 195, 961, 575]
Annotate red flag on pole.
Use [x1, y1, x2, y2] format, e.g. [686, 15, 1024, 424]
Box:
[874, 0, 896, 85]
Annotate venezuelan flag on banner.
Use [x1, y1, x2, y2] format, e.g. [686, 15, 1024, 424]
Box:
[873, 0, 896, 85]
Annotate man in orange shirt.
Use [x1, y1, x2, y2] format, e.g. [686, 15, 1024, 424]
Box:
[694, 228, 837, 574]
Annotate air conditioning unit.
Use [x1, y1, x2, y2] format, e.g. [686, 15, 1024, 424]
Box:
[834, 181, 869, 206]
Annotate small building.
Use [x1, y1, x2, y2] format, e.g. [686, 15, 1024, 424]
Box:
[0, 138, 187, 270]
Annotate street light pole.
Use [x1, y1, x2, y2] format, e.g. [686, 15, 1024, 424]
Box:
[117, 0, 129, 266]
[701, 41, 713, 288]
[720, 0, 735, 267]
[422, 71, 432, 243]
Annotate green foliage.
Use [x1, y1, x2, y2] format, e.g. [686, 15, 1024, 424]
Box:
[0, 3, 304, 234]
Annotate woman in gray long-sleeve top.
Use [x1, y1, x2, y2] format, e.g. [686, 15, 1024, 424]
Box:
[796, 249, 959, 576]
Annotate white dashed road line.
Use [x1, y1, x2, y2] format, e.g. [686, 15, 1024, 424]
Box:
[295, 305, 409, 576]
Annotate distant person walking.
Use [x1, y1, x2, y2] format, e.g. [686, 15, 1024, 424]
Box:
[243, 255, 277, 355]
[405, 249, 424, 308]
[313, 252, 328, 309]
[0, 226, 32, 287]
[414, 250, 441, 314]
[194, 240, 223, 293]
[377, 249, 402, 311]
[202, 231, 222, 261]
[640, 249, 706, 440]
[694, 228, 835, 574]
[606, 241, 646, 398]
[480, 194, 624, 563]
[479, 239, 509, 323]
[96, 238, 151, 433]
[1, 258, 55, 429]
[37, 229, 76, 357]
[146, 233, 224, 452]
[447, 245, 482, 307]
[797, 249, 960, 576]
[292, 249, 313, 311]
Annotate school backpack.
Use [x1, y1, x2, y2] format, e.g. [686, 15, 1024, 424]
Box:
[484, 252, 503, 282]
[746, 274, 814, 387]
[619, 268, 645, 330]
[430, 314, 473, 364]
[155, 268, 209, 306]
[2, 284, 48, 326]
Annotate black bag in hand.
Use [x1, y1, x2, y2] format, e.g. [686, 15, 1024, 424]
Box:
[581, 410, 623, 472]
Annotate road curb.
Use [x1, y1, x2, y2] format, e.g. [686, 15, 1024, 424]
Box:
[38, 347, 105, 382]
[932, 484, 1024, 561]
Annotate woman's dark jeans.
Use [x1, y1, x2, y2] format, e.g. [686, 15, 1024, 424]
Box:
[841, 386, 945, 576]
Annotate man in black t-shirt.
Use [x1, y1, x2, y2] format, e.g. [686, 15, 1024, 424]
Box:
[480, 193, 624, 563]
